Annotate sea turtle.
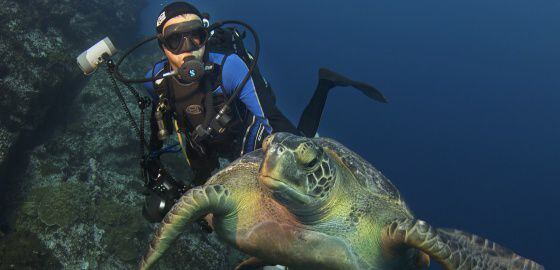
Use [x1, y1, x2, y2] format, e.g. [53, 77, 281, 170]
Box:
[139, 132, 544, 270]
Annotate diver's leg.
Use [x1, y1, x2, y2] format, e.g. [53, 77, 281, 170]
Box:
[297, 79, 333, 137]
[297, 68, 387, 137]
[267, 106, 300, 135]
[254, 79, 300, 134]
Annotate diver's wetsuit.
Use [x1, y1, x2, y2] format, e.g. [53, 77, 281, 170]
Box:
[298, 79, 334, 137]
[141, 53, 384, 223]
[143, 52, 289, 183]
[143, 53, 383, 184]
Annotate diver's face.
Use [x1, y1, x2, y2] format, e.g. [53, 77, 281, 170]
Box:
[162, 14, 205, 70]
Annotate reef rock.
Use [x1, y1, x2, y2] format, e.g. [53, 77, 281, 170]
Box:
[0, 0, 144, 166]
[0, 1, 245, 268]
[7, 49, 244, 268]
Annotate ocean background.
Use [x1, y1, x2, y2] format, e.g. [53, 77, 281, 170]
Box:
[0, 0, 556, 268]
[141, 0, 558, 268]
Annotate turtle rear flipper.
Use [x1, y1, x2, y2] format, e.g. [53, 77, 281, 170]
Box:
[139, 185, 237, 270]
[382, 219, 544, 270]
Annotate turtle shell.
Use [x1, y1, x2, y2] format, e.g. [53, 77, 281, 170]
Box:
[314, 137, 404, 203]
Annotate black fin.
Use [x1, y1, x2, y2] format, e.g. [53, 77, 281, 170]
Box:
[319, 68, 388, 103]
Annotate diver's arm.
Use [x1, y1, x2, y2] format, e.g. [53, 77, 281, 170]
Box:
[142, 60, 169, 100]
[221, 54, 273, 133]
[222, 54, 272, 153]
[242, 116, 270, 154]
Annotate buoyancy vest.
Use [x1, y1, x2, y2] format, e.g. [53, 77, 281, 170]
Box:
[152, 60, 247, 157]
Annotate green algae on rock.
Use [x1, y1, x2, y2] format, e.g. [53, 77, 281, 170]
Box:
[23, 182, 88, 227]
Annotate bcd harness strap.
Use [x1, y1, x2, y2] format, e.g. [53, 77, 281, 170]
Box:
[173, 119, 191, 167]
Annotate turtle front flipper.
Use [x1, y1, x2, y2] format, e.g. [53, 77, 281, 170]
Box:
[139, 185, 237, 270]
[382, 219, 544, 270]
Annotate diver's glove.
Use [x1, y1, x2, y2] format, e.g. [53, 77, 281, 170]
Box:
[141, 156, 189, 222]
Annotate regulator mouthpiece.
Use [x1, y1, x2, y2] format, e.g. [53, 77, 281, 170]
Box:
[76, 37, 117, 75]
[178, 56, 205, 82]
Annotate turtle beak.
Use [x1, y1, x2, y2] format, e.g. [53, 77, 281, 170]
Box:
[259, 175, 313, 205]
[259, 133, 286, 179]
[259, 142, 284, 185]
[259, 133, 313, 205]
[261, 133, 275, 152]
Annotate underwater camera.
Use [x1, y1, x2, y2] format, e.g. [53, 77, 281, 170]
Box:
[75, 18, 261, 222]
[76, 37, 117, 75]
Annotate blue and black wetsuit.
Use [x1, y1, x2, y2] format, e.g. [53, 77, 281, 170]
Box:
[142, 51, 378, 185]
[143, 52, 279, 183]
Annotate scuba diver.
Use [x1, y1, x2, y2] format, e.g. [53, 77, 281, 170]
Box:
[140, 2, 276, 222]
[140, 2, 387, 223]
[76, 1, 386, 224]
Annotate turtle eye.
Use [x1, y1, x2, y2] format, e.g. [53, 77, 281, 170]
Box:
[303, 156, 319, 168]
[296, 142, 322, 170]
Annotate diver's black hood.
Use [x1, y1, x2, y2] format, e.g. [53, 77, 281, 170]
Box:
[156, 2, 202, 34]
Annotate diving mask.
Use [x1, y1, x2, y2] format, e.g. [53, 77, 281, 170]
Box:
[158, 20, 208, 54]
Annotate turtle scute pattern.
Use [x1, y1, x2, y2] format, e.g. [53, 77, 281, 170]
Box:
[304, 148, 336, 198]
[316, 138, 402, 201]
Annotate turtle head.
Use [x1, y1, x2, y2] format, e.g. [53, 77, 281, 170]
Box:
[259, 133, 337, 206]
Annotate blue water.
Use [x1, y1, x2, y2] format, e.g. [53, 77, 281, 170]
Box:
[139, 1, 559, 268]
